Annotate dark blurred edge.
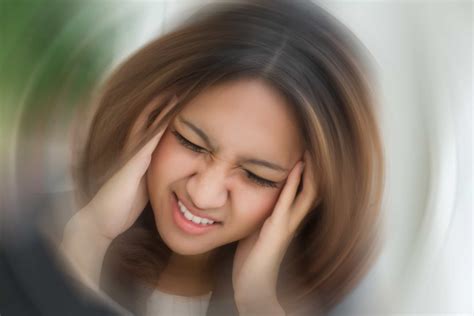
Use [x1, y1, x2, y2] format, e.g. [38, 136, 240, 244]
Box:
[0, 0, 128, 313]
[0, 194, 121, 316]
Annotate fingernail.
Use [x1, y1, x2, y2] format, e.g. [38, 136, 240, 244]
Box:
[300, 162, 305, 172]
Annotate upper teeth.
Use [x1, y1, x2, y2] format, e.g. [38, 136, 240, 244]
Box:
[178, 200, 215, 225]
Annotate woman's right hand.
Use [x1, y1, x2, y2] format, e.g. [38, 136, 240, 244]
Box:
[77, 129, 165, 241]
[82, 97, 176, 241]
[60, 98, 175, 287]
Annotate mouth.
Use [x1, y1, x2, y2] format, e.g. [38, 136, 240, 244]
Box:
[171, 192, 222, 235]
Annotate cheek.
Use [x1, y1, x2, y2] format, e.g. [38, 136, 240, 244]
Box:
[149, 131, 192, 176]
[147, 130, 194, 194]
[231, 188, 281, 234]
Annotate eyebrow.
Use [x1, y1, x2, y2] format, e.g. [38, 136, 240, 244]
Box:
[178, 117, 216, 149]
[177, 116, 288, 172]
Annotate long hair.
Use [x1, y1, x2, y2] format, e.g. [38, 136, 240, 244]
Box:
[74, 0, 384, 314]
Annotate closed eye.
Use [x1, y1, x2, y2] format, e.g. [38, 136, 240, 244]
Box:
[245, 171, 279, 188]
[172, 129, 278, 189]
[172, 130, 207, 153]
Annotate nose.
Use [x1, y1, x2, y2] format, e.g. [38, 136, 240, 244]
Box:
[186, 160, 229, 210]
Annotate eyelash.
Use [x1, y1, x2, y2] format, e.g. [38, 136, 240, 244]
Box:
[171, 130, 278, 188]
[244, 171, 278, 188]
[172, 130, 207, 153]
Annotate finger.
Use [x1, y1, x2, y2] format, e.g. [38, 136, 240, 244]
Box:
[147, 95, 178, 131]
[127, 176, 149, 226]
[125, 94, 177, 155]
[132, 128, 165, 167]
[271, 159, 305, 221]
[289, 151, 318, 232]
[117, 97, 177, 218]
[107, 122, 166, 196]
[94, 97, 177, 212]
[123, 96, 178, 174]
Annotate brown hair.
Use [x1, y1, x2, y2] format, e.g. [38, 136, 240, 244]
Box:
[75, 0, 384, 314]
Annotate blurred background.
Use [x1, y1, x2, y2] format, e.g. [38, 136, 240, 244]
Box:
[0, 0, 472, 315]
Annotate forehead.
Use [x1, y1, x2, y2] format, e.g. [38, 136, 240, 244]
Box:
[176, 79, 303, 165]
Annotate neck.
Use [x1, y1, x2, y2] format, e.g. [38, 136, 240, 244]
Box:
[156, 250, 217, 296]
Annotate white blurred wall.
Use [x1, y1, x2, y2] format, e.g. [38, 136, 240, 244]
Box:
[51, 1, 472, 314]
[323, 1, 472, 314]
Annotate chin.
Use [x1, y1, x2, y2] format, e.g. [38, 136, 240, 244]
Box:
[154, 222, 215, 256]
[162, 236, 216, 256]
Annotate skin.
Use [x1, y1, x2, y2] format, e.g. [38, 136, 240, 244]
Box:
[60, 79, 317, 315]
[146, 79, 305, 295]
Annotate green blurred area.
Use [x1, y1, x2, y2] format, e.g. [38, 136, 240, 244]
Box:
[0, 0, 122, 153]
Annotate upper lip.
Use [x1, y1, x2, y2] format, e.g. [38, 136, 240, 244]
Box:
[174, 193, 222, 223]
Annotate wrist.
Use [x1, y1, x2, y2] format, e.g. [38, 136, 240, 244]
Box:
[60, 208, 112, 284]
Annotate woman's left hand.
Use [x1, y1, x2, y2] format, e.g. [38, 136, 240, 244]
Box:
[232, 151, 318, 315]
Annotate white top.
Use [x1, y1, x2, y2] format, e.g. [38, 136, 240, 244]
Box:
[145, 289, 212, 316]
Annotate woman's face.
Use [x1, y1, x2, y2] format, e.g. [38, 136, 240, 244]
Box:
[147, 79, 304, 255]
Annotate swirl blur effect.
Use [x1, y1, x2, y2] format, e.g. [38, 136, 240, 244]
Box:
[0, 1, 471, 316]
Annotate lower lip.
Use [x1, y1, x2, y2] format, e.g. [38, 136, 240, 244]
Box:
[171, 193, 220, 235]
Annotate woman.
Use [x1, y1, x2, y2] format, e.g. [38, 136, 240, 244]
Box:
[61, 0, 384, 315]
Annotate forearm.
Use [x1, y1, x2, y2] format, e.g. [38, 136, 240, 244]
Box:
[59, 208, 112, 290]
